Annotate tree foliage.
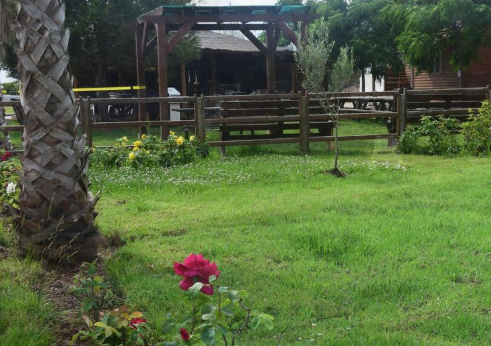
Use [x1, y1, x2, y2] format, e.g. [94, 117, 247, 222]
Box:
[382, 0, 491, 74]
[2, 0, 200, 87]
[294, 18, 334, 93]
[312, 0, 403, 84]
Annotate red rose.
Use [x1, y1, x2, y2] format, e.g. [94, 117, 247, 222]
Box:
[129, 317, 147, 329]
[174, 254, 220, 295]
[180, 328, 190, 342]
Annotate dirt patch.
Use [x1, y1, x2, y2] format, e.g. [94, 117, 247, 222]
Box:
[323, 168, 346, 178]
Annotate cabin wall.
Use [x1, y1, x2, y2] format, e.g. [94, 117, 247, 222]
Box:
[412, 51, 460, 89]
[464, 47, 491, 88]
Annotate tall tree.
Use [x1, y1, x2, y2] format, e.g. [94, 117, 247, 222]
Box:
[383, 0, 491, 87]
[12, 0, 102, 261]
[313, 0, 404, 90]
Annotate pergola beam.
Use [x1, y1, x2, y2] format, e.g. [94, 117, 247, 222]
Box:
[275, 21, 298, 47]
[240, 29, 268, 55]
[140, 13, 319, 24]
[166, 22, 194, 53]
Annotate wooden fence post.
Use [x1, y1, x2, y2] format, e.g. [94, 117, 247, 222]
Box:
[80, 97, 93, 148]
[398, 89, 407, 138]
[195, 94, 206, 142]
[299, 92, 310, 154]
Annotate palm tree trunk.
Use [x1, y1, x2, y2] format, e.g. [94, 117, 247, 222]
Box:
[14, 0, 101, 261]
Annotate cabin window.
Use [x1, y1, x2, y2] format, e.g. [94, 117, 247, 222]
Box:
[432, 52, 443, 74]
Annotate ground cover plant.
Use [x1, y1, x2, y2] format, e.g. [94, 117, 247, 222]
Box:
[2, 120, 491, 345]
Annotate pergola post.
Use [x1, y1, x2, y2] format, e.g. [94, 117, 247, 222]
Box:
[266, 25, 277, 94]
[135, 23, 147, 135]
[156, 23, 170, 139]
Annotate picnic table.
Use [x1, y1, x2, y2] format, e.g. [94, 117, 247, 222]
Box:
[338, 96, 395, 111]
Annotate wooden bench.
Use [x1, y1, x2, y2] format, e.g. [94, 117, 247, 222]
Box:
[218, 99, 334, 155]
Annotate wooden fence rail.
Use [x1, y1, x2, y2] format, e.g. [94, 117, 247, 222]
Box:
[1, 87, 490, 155]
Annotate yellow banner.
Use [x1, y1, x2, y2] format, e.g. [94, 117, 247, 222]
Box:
[73, 86, 146, 92]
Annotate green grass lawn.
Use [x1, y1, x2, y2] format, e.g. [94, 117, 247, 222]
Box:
[2, 120, 491, 345]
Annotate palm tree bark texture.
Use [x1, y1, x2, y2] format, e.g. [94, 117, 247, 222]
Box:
[13, 0, 101, 261]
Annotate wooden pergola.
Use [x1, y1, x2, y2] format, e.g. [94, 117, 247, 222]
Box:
[135, 5, 320, 136]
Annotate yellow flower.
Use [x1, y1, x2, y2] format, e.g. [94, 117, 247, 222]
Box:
[91, 147, 96, 152]
[170, 131, 175, 136]
[176, 136, 184, 146]
[146, 150, 150, 154]
[128, 152, 136, 160]
[141, 134, 147, 140]
[190, 136, 195, 141]
[133, 146, 139, 151]
[133, 140, 142, 147]
[122, 136, 128, 142]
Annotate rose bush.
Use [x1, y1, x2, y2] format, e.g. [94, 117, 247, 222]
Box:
[90, 133, 209, 169]
[72, 255, 273, 346]
[0, 150, 20, 212]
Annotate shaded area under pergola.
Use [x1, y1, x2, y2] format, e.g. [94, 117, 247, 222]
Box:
[135, 5, 320, 137]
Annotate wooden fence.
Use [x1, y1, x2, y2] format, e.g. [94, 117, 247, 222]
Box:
[2, 87, 490, 155]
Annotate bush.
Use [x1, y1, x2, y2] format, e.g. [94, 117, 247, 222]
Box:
[462, 101, 491, 156]
[398, 125, 420, 154]
[398, 116, 460, 155]
[90, 133, 209, 169]
[0, 151, 20, 212]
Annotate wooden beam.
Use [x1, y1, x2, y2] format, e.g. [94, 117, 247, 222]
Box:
[166, 22, 194, 53]
[155, 23, 170, 138]
[137, 7, 163, 23]
[174, 23, 269, 31]
[266, 26, 276, 93]
[135, 23, 147, 135]
[140, 13, 320, 25]
[275, 21, 298, 47]
[143, 35, 157, 58]
[240, 29, 268, 55]
[141, 22, 149, 56]
[272, 27, 281, 50]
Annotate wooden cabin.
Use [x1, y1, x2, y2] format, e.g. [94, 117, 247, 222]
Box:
[386, 47, 491, 90]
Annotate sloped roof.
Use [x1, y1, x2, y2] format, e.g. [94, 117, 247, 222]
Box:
[197, 31, 292, 54]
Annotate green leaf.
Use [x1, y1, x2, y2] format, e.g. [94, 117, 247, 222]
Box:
[93, 275, 104, 283]
[228, 290, 240, 303]
[162, 342, 178, 346]
[202, 313, 217, 321]
[87, 265, 97, 277]
[215, 323, 229, 337]
[188, 282, 204, 297]
[161, 320, 175, 335]
[82, 301, 94, 312]
[251, 316, 260, 329]
[221, 306, 234, 317]
[201, 326, 216, 346]
[201, 303, 216, 315]
[209, 275, 217, 283]
[218, 287, 229, 293]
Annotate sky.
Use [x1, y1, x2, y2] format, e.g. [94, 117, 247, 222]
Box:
[0, 70, 15, 84]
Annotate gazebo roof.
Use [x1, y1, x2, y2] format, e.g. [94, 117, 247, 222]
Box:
[197, 31, 292, 54]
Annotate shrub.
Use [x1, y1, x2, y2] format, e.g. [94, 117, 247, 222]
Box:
[72, 254, 273, 346]
[398, 116, 460, 155]
[90, 133, 209, 169]
[398, 125, 420, 154]
[462, 101, 491, 156]
[0, 151, 20, 212]
[418, 116, 460, 155]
